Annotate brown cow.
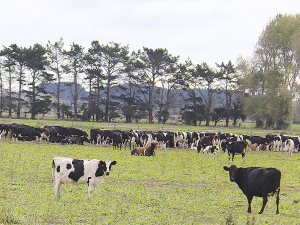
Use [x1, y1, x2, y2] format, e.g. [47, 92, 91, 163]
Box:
[248, 143, 258, 152]
[197, 135, 214, 153]
[131, 143, 157, 156]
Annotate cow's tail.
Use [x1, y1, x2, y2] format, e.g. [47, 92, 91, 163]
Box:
[51, 159, 55, 182]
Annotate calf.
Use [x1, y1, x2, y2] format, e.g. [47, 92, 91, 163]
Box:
[202, 145, 218, 155]
[52, 157, 117, 199]
[131, 143, 157, 156]
[223, 165, 281, 214]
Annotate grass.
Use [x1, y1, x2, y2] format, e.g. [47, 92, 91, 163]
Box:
[0, 139, 299, 224]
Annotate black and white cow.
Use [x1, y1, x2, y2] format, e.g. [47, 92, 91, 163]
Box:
[203, 145, 218, 155]
[0, 124, 10, 139]
[52, 157, 117, 199]
[223, 165, 281, 214]
[61, 136, 89, 145]
[284, 139, 295, 156]
[226, 140, 247, 164]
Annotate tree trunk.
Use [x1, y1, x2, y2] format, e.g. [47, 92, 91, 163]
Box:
[73, 71, 78, 120]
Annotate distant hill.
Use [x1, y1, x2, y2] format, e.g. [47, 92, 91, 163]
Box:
[41, 83, 225, 109]
[42, 82, 88, 103]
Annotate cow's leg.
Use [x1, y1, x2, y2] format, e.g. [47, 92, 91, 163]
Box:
[54, 179, 61, 198]
[88, 183, 94, 200]
[276, 188, 280, 214]
[228, 153, 231, 164]
[246, 195, 253, 213]
[242, 152, 245, 164]
[259, 195, 268, 214]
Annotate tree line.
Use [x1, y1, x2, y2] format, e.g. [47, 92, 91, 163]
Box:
[0, 14, 299, 129]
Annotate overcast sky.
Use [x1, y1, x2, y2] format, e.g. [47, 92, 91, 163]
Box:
[1, 0, 299, 67]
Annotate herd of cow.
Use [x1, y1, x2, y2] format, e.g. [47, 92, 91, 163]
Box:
[2, 123, 298, 214]
[1, 123, 299, 158]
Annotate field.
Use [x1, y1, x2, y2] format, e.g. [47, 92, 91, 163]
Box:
[0, 137, 300, 224]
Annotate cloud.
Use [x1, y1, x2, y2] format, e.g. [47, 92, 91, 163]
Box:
[1, 0, 300, 66]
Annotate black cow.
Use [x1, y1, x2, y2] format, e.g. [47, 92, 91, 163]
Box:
[121, 131, 131, 149]
[9, 124, 41, 142]
[165, 132, 175, 148]
[226, 140, 247, 164]
[90, 129, 100, 144]
[112, 131, 122, 150]
[67, 127, 88, 137]
[247, 136, 270, 148]
[43, 126, 71, 137]
[49, 135, 66, 143]
[223, 165, 281, 214]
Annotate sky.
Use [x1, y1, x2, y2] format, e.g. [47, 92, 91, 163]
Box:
[1, 0, 300, 67]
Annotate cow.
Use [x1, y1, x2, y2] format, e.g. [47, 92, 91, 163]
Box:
[121, 131, 132, 149]
[112, 131, 123, 150]
[246, 135, 271, 150]
[52, 157, 117, 199]
[284, 139, 295, 156]
[154, 131, 169, 149]
[131, 143, 157, 156]
[67, 127, 88, 137]
[202, 145, 218, 155]
[34, 127, 51, 142]
[141, 132, 153, 147]
[165, 131, 175, 148]
[223, 165, 281, 214]
[91, 129, 113, 145]
[61, 136, 89, 145]
[49, 135, 66, 143]
[226, 140, 247, 164]
[44, 125, 71, 137]
[9, 124, 41, 142]
[197, 135, 214, 153]
[0, 124, 10, 139]
[247, 143, 258, 152]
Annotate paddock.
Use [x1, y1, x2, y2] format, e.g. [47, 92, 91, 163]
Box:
[0, 139, 299, 224]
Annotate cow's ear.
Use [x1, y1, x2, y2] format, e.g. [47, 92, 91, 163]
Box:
[111, 161, 117, 165]
[223, 166, 229, 171]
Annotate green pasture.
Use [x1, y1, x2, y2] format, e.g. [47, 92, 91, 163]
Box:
[0, 140, 299, 224]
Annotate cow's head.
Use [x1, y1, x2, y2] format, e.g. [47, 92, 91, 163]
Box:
[223, 165, 238, 182]
[151, 143, 158, 148]
[99, 159, 117, 176]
